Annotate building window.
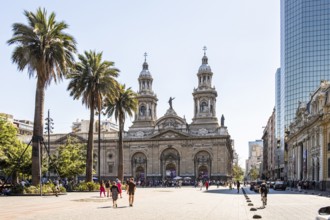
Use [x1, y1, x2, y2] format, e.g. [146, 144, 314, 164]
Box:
[108, 164, 113, 173]
[328, 143, 330, 151]
[108, 153, 113, 159]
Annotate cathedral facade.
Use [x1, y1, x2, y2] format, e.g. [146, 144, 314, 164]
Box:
[124, 49, 233, 182]
[48, 49, 233, 182]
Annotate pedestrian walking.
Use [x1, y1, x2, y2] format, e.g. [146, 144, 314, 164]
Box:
[237, 180, 241, 193]
[205, 180, 209, 190]
[259, 181, 268, 208]
[297, 181, 302, 192]
[105, 180, 110, 197]
[99, 180, 106, 197]
[216, 180, 220, 188]
[199, 180, 203, 190]
[54, 179, 60, 197]
[117, 180, 122, 198]
[127, 177, 136, 207]
[110, 181, 119, 208]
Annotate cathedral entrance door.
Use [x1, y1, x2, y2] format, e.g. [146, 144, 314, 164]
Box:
[198, 165, 208, 180]
[135, 166, 145, 184]
[165, 163, 176, 179]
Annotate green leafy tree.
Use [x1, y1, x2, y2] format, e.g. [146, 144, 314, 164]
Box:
[67, 50, 119, 182]
[104, 84, 138, 181]
[7, 8, 77, 185]
[232, 164, 244, 181]
[249, 167, 259, 180]
[49, 137, 86, 179]
[0, 119, 32, 183]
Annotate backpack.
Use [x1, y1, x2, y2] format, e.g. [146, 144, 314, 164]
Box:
[260, 185, 267, 194]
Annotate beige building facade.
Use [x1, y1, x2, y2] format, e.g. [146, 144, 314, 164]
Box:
[48, 49, 233, 183]
[286, 81, 330, 191]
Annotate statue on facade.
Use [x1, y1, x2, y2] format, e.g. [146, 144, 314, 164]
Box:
[168, 97, 175, 109]
[221, 114, 225, 127]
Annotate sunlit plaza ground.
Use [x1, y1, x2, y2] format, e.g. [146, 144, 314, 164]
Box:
[0, 186, 329, 220]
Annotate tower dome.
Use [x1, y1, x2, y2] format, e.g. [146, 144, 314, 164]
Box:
[198, 46, 212, 73]
[139, 52, 152, 77]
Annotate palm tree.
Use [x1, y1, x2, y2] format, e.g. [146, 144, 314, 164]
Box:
[7, 8, 77, 186]
[67, 50, 119, 182]
[104, 84, 138, 181]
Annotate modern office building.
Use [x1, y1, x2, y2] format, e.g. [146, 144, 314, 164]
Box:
[279, 0, 330, 136]
[245, 140, 263, 180]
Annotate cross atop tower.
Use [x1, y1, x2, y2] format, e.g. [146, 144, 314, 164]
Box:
[144, 52, 148, 62]
[203, 46, 207, 55]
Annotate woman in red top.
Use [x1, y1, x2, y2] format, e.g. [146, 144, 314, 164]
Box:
[100, 180, 106, 197]
[205, 180, 209, 190]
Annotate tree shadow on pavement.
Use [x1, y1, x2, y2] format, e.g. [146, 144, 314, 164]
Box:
[203, 188, 239, 194]
[98, 206, 129, 209]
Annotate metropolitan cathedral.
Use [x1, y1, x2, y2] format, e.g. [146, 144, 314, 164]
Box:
[123, 48, 233, 182]
[49, 48, 233, 182]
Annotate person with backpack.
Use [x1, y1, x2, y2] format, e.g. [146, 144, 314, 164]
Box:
[259, 181, 268, 208]
[105, 180, 110, 197]
[236, 180, 241, 193]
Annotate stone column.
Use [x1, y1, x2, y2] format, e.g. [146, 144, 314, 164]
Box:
[320, 127, 324, 181]
[197, 99, 200, 114]
[214, 99, 217, 116]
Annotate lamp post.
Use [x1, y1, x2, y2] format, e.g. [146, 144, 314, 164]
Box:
[44, 109, 54, 179]
[96, 75, 102, 183]
[277, 139, 281, 180]
[98, 110, 101, 182]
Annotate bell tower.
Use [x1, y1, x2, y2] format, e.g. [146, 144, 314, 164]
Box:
[190, 47, 219, 130]
[130, 53, 158, 129]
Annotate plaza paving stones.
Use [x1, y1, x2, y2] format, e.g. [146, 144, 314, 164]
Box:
[0, 186, 328, 220]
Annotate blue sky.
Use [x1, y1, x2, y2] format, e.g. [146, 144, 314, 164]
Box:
[0, 0, 280, 167]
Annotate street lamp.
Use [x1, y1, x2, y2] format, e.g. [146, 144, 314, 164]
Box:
[97, 110, 101, 182]
[277, 139, 281, 180]
[96, 76, 102, 183]
[96, 105, 106, 182]
[44, 109, 54, 179]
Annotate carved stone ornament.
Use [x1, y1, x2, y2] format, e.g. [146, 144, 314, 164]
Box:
[136, 131, 144, 137]
[198, 128, 208, 135]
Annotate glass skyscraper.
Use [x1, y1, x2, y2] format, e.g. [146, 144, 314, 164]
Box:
[280, 0, 330, 134]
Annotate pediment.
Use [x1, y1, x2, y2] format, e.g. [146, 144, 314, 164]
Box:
[155, 115, 187, 131]
[54, 133, 87, 144]
[150, 129, 190, 139]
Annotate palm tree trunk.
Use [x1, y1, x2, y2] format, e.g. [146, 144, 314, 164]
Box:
[118, 114, 124, 181]
[32, 79, 45, 186]
[86, 106, 95, 182]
